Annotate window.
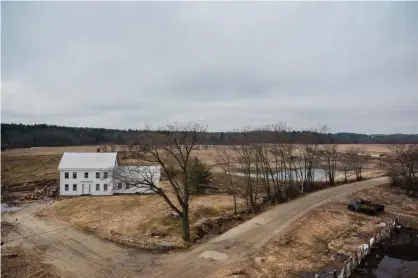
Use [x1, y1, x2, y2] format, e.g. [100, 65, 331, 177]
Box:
[73, 184, 77, 191]
[96, 184, 100, 191]
[96, 172, 100, 179]
[118, 182, 122, 190]
[104, 172, 108, 179]
[65, 184, 69, 191]
[104, 184, 108, 191]
[84, 172, 88, 179]
[64, 172, 69, 179]
[73, 172, 77, 179]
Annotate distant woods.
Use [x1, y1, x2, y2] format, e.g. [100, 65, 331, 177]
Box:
[2, 123, 418, 150]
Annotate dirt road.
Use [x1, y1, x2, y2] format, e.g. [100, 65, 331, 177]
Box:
[2, 177, 388, 278]
[2, 202, 161, 278]
[150, 177, 389, 278]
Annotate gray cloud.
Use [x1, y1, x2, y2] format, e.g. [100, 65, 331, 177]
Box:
[2, 1, 418, 133]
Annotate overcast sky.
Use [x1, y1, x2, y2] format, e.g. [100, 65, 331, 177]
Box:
[2, 2, 418, 133]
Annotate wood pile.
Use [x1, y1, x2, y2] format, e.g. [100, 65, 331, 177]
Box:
[20, 185, 59, 201]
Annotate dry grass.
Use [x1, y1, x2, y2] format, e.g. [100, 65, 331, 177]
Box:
[1, 221, 18, 237]
[215, 203, 380, 278]
[1, 154, 61, 185]
[214, 184, 418, 278]
[1, 145, 100, 156]
[1, 144, 392, 157]
[1, 245, 59, 278]
[38, 189, 246, 249]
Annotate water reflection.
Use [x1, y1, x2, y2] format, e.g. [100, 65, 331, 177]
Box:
[351, 227, 418, 278]
[1, 203, 21, 213]
[233, 168, 339, 182]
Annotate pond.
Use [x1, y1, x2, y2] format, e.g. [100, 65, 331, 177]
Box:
[232, 168, 341, 182]
[351, 226, 418, 278]
[1, 203, 21, 214]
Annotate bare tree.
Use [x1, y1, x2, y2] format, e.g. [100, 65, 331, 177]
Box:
[112, 123, 207, 242]
[232, 142, 260, 212]
[292, 125, 327, 193]
[99, 144, 116, 152]
[256, 122, 294, 202]
[345, 147, 367, 181]
[216, 146, 238, 214]
[389, 144, 418, 195]
[320, 143, 338, 186]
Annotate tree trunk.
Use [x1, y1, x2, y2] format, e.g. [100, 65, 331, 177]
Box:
[233, 193, 237, 214]
[181, 206, 190, 242]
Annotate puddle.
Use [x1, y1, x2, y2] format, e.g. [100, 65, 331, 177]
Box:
[1, 203, 21, 213]
[351, 226, 418, 278]
[301, 265, 337, 278]
[234, 168, 339, 182]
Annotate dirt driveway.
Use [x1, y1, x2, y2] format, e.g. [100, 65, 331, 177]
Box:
[1, 202, 162, 278]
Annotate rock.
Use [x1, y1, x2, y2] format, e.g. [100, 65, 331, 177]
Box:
[160, 242, 172, 250]
[169, 211, 180, 218]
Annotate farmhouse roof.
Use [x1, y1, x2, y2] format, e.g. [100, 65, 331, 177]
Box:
[58, 152, 118, 170]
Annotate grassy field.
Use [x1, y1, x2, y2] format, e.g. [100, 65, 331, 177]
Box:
[214, 185, 418, 278]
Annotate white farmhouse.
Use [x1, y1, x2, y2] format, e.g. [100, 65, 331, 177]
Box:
[58, 152, 160, 196]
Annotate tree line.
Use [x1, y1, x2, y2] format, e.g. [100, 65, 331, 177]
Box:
[2, 123, 418, 149]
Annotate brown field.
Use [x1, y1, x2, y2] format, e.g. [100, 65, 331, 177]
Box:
[1, 144, 392, 157]
[214, 185, 418, 278]
[1, 154, 61, 185]
[1, 144, 391, 187]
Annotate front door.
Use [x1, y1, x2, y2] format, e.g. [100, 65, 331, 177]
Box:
[82, 183, 91, 195]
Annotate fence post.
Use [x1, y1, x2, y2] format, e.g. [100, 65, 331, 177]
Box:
[333, 270, 338, 278]
[354, 250, 358, 267]
[340, 263, 346, 278]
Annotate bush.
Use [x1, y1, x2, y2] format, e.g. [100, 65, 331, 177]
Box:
[188, 158, 212, 195]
